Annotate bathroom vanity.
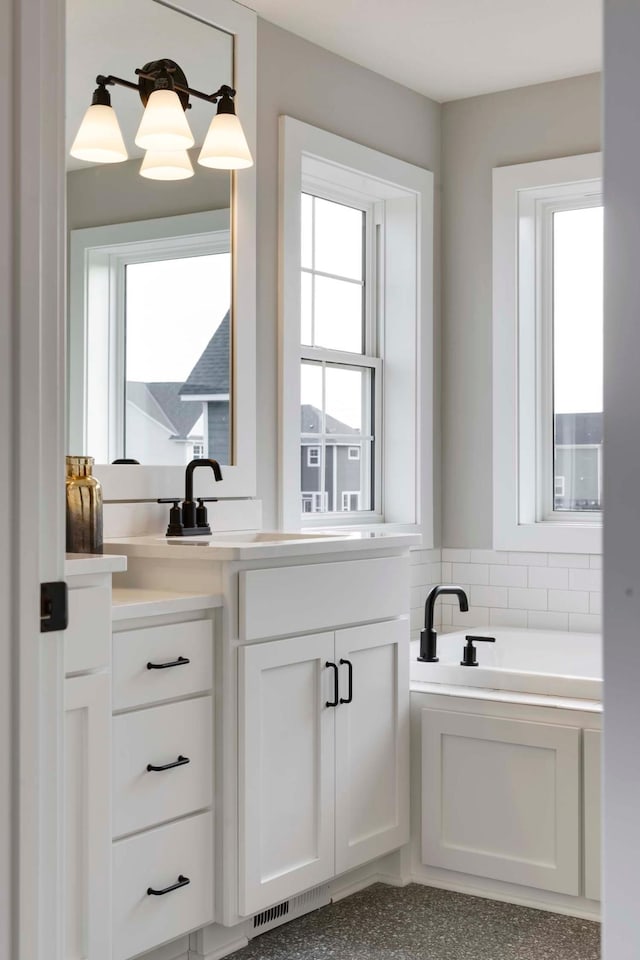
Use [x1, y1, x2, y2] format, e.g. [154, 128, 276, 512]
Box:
[83, 529, 419, 960]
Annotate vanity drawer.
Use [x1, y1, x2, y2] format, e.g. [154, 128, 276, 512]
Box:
[113, 619, 213, 710]
[65, 585, 111, 674]
[240, 556, 409, 641]
[113, 811, 213, 960]
[113, 697, 213, 837]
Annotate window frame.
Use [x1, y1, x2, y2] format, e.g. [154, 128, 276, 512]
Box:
[279, 116, 434, 538]
[493, 152, 603, 553]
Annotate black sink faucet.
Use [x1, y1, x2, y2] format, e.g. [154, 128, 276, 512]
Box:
[158, 458, 223, 536]
[418, 584, 469, 663]
[182, 458, 223, 528]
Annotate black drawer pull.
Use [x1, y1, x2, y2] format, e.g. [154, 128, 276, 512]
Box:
[325, 661, 339, 708]
[339, 658, 353, 704]
[146, 755, 190, 772]
[146, 656, 190, 670]
[147, 874, 190, 896]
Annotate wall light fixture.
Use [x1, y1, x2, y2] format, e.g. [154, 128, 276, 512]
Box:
[70, 58, 253, 178]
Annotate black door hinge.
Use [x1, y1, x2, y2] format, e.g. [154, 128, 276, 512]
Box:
[40, 582, 68, 633]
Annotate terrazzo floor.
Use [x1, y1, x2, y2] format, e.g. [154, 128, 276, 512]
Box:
[233, 884, 600, 960]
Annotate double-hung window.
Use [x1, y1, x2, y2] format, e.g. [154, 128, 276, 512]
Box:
[493, 153, 603, 553]
[300, 191, 381, 517]
[280, 117, 434, 536]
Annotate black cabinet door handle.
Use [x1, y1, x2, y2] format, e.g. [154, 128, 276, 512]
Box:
[325, 661, 339, 707]
[147, 874, 190, 896]
[147, 656, 190, 670]
[146, 755, 190, 772]
[339, 658, 353, 704]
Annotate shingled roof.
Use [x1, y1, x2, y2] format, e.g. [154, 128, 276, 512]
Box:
[126, 381, 202, 440]
[180, 311, 230, 397]
[555, 412, 602, 446]
[300, 404, 359, 435]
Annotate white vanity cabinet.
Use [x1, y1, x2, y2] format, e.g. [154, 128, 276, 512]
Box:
[238, 614, 409, 915]
[64, 559, 126, 960]
[110, 595, 220, 960]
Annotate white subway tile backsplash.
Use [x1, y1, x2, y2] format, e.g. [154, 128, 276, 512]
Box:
[528, 566, 569, 590]
[548, 590, 590, 614]
[508, 587, 547, 610]
[431, 547, 602, 634]
[451, 562, 489, 585]
[569, 568, 602, 592]
[548, 553, 590, 569]
[442, 548, 471, 563]
[451, 606, 490, 628]
[470, 585, 509, 608]
[527, 610, 570, 631]
[508, 552, 548, 567]
[489, 608, 528, 628]
[569, 613, 601, 633]
[470, 550, 508, 565]
[489, 565, 527, 587]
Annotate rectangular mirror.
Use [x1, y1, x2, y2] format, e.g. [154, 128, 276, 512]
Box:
[65, 0, 257, 497]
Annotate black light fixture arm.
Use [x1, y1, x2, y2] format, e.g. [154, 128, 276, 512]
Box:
[94, 59, 237, 112]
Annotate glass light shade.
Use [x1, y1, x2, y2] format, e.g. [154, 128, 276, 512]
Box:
[139, 148, 194, 181]
[134, 89, 194, 151]
[197, 112, 253, 170]
[69, 104, 128, 163]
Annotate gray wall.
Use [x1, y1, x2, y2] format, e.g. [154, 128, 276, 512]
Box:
[441, 73, 601, 548]
[255, 19, 442, 529]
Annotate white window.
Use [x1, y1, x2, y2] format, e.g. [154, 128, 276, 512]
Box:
[280, 117, 434, 535]
[493, 153, 603, 553]
[192, 442, 205, 459]
[307, 445, 320, 467]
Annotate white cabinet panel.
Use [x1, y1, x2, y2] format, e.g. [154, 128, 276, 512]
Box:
[64, 673, 111, 960]
[238, 632, 336, 915]
[113, 697, 213, 837]
[584, 728, 602, 901]
[240, 556, 408, 640]
[113, 812, 213, 960]
[334, 619, 409, 874]
[422, 709, 580, 894]
[65, 585, 111, 674]
[112, 619, 212, 710]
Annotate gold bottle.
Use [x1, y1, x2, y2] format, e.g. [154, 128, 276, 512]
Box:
[65, 456, 103, 554]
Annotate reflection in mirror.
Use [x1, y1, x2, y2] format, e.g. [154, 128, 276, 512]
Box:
[66, 0, 234, 466]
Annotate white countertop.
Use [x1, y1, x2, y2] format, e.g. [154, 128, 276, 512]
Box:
[104, 528, 421, 562]
[65, 553, 127, 576]
[112, 587, 223, 621]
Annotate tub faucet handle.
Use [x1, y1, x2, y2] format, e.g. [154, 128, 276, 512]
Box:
[461, 635, 496, 667]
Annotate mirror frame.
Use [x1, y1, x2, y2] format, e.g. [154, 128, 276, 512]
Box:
[72, 0, 257, 501]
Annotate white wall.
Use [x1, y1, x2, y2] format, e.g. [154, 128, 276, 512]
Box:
[255, 19, 442, 529]
[441, 73, 601, 548]
[603, 1, 640, 955]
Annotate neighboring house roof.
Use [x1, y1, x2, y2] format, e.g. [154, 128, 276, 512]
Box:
[300, 404, 359, 436]
[127, 381, 202, 440]
[555, 412, 602, 446]
[180, 311, 230, 397]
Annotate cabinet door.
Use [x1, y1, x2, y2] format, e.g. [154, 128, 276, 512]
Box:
[422, 709, 580, 894]
[64, 673, 111, 960]
[584, 728, 602, 901]
[334, 619, 410, 874]
[238, 632, 336, 915]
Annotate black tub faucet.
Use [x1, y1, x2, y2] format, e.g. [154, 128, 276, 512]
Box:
[418, 585, 469, 663]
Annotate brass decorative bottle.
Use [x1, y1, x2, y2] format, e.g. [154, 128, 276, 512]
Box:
[65, 456, 103, 554]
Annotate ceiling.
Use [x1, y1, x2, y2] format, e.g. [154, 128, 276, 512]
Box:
[244, 0, 602, 103]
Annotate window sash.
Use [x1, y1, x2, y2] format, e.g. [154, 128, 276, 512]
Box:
[536, 193, 603, 523]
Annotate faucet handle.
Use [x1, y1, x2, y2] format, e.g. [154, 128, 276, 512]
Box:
[157, 499, 184, 537]
[461, 635, 496, 667]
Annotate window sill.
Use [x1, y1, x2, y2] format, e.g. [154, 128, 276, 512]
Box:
[304, 520, 426, 545]
[494, 519, 602, 554]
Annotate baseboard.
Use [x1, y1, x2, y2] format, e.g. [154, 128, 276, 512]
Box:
[410, 863, 601, 922]
[188, 936, 248, 960]
[188, 924, 249, 960]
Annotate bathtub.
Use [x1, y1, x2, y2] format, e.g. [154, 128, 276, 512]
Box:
[410, 626, 602, 700]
